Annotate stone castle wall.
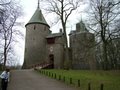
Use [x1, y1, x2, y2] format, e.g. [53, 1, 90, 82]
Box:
[24, 24, 50, 68]
[46, 36, 64, 69]
[70, 32, 96, 69]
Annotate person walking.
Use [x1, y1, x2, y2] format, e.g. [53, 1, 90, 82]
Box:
[0, 68, 10, 90]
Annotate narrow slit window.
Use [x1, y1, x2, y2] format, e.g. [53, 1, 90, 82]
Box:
[34, 25, 36, 30]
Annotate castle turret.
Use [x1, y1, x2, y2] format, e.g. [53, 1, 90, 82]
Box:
[76, 20, 88, 32]
[69, 20, 96, 70]
[23, 4, 50, 68]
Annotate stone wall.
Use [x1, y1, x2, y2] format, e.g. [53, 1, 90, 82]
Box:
[70, 32, 96, 69]
[23, 24, 50, 68]
[46, 36, 64, 69]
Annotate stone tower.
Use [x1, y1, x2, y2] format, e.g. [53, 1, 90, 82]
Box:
[23, 5, 50, 68]
[69, 20, 96, 69]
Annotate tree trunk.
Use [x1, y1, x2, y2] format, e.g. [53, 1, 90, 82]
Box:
[3, 47, 7, 69]
[62, 22, 70, 69]
[3, 37, 7, 68]
[103, 42, 108, 70]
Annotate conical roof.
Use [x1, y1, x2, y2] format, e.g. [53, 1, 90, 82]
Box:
[25, 8, 49, 27]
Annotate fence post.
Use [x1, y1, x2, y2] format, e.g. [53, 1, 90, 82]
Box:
[59, 75, 61, 80]
[70, 78, 72, 84]
[88, 82, 91, 90]
[63, 76, 65, 82]
[78, 80, 80, 87]
[52, 73, 53, 77]
[100, 83, 104, 90]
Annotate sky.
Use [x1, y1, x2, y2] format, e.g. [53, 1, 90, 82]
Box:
[16, 0, 87, 65]
[20, 0, 87, 30]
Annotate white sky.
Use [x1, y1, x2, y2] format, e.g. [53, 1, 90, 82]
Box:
[16, 0, 87, 65]
[20, 0, 87, 30]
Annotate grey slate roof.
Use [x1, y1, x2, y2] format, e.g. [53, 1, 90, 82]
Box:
[25, 8, 49, 27]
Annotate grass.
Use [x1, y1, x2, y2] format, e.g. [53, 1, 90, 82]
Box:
[38, 69, 120, 90]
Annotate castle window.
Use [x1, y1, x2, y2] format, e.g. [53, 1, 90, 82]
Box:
[44, 26, 46, 31]
[34, 25, 36, 30]
[47, 38, 55, 44]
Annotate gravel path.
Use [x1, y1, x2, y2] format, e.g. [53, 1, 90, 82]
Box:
[8, 69, 78, 90]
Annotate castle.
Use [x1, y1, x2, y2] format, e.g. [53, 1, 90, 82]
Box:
[23, 5, 96, 70]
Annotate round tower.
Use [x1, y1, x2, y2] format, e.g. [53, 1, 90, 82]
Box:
[23, 5, 50, 68]
[69, 20, 96, 69]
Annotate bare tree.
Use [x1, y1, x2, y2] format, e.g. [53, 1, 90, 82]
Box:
[41, 0, 83, 69]
[107, 19, 120, 69]
[86, 0, 120, 70]
[0, 0, 23, 68]
[0, 0, 11, 6]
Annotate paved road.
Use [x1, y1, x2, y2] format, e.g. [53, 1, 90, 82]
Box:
[8, 70, 78, 90]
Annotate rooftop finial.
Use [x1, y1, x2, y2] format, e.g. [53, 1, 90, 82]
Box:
[80, 13, 83, 22]
[37, 0, 40, 9]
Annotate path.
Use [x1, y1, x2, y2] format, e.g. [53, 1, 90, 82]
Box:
[8, 69, 78, 90]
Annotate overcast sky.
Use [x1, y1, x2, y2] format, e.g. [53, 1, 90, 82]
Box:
[20, 0, 87, 31]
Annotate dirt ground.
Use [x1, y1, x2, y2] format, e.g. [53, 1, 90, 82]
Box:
[8, 69, 78, 90]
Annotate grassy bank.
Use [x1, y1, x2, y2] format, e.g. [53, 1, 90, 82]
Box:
[38, 69, 120, 90]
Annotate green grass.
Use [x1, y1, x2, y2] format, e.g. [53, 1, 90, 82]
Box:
[38, 69, 120, 90]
